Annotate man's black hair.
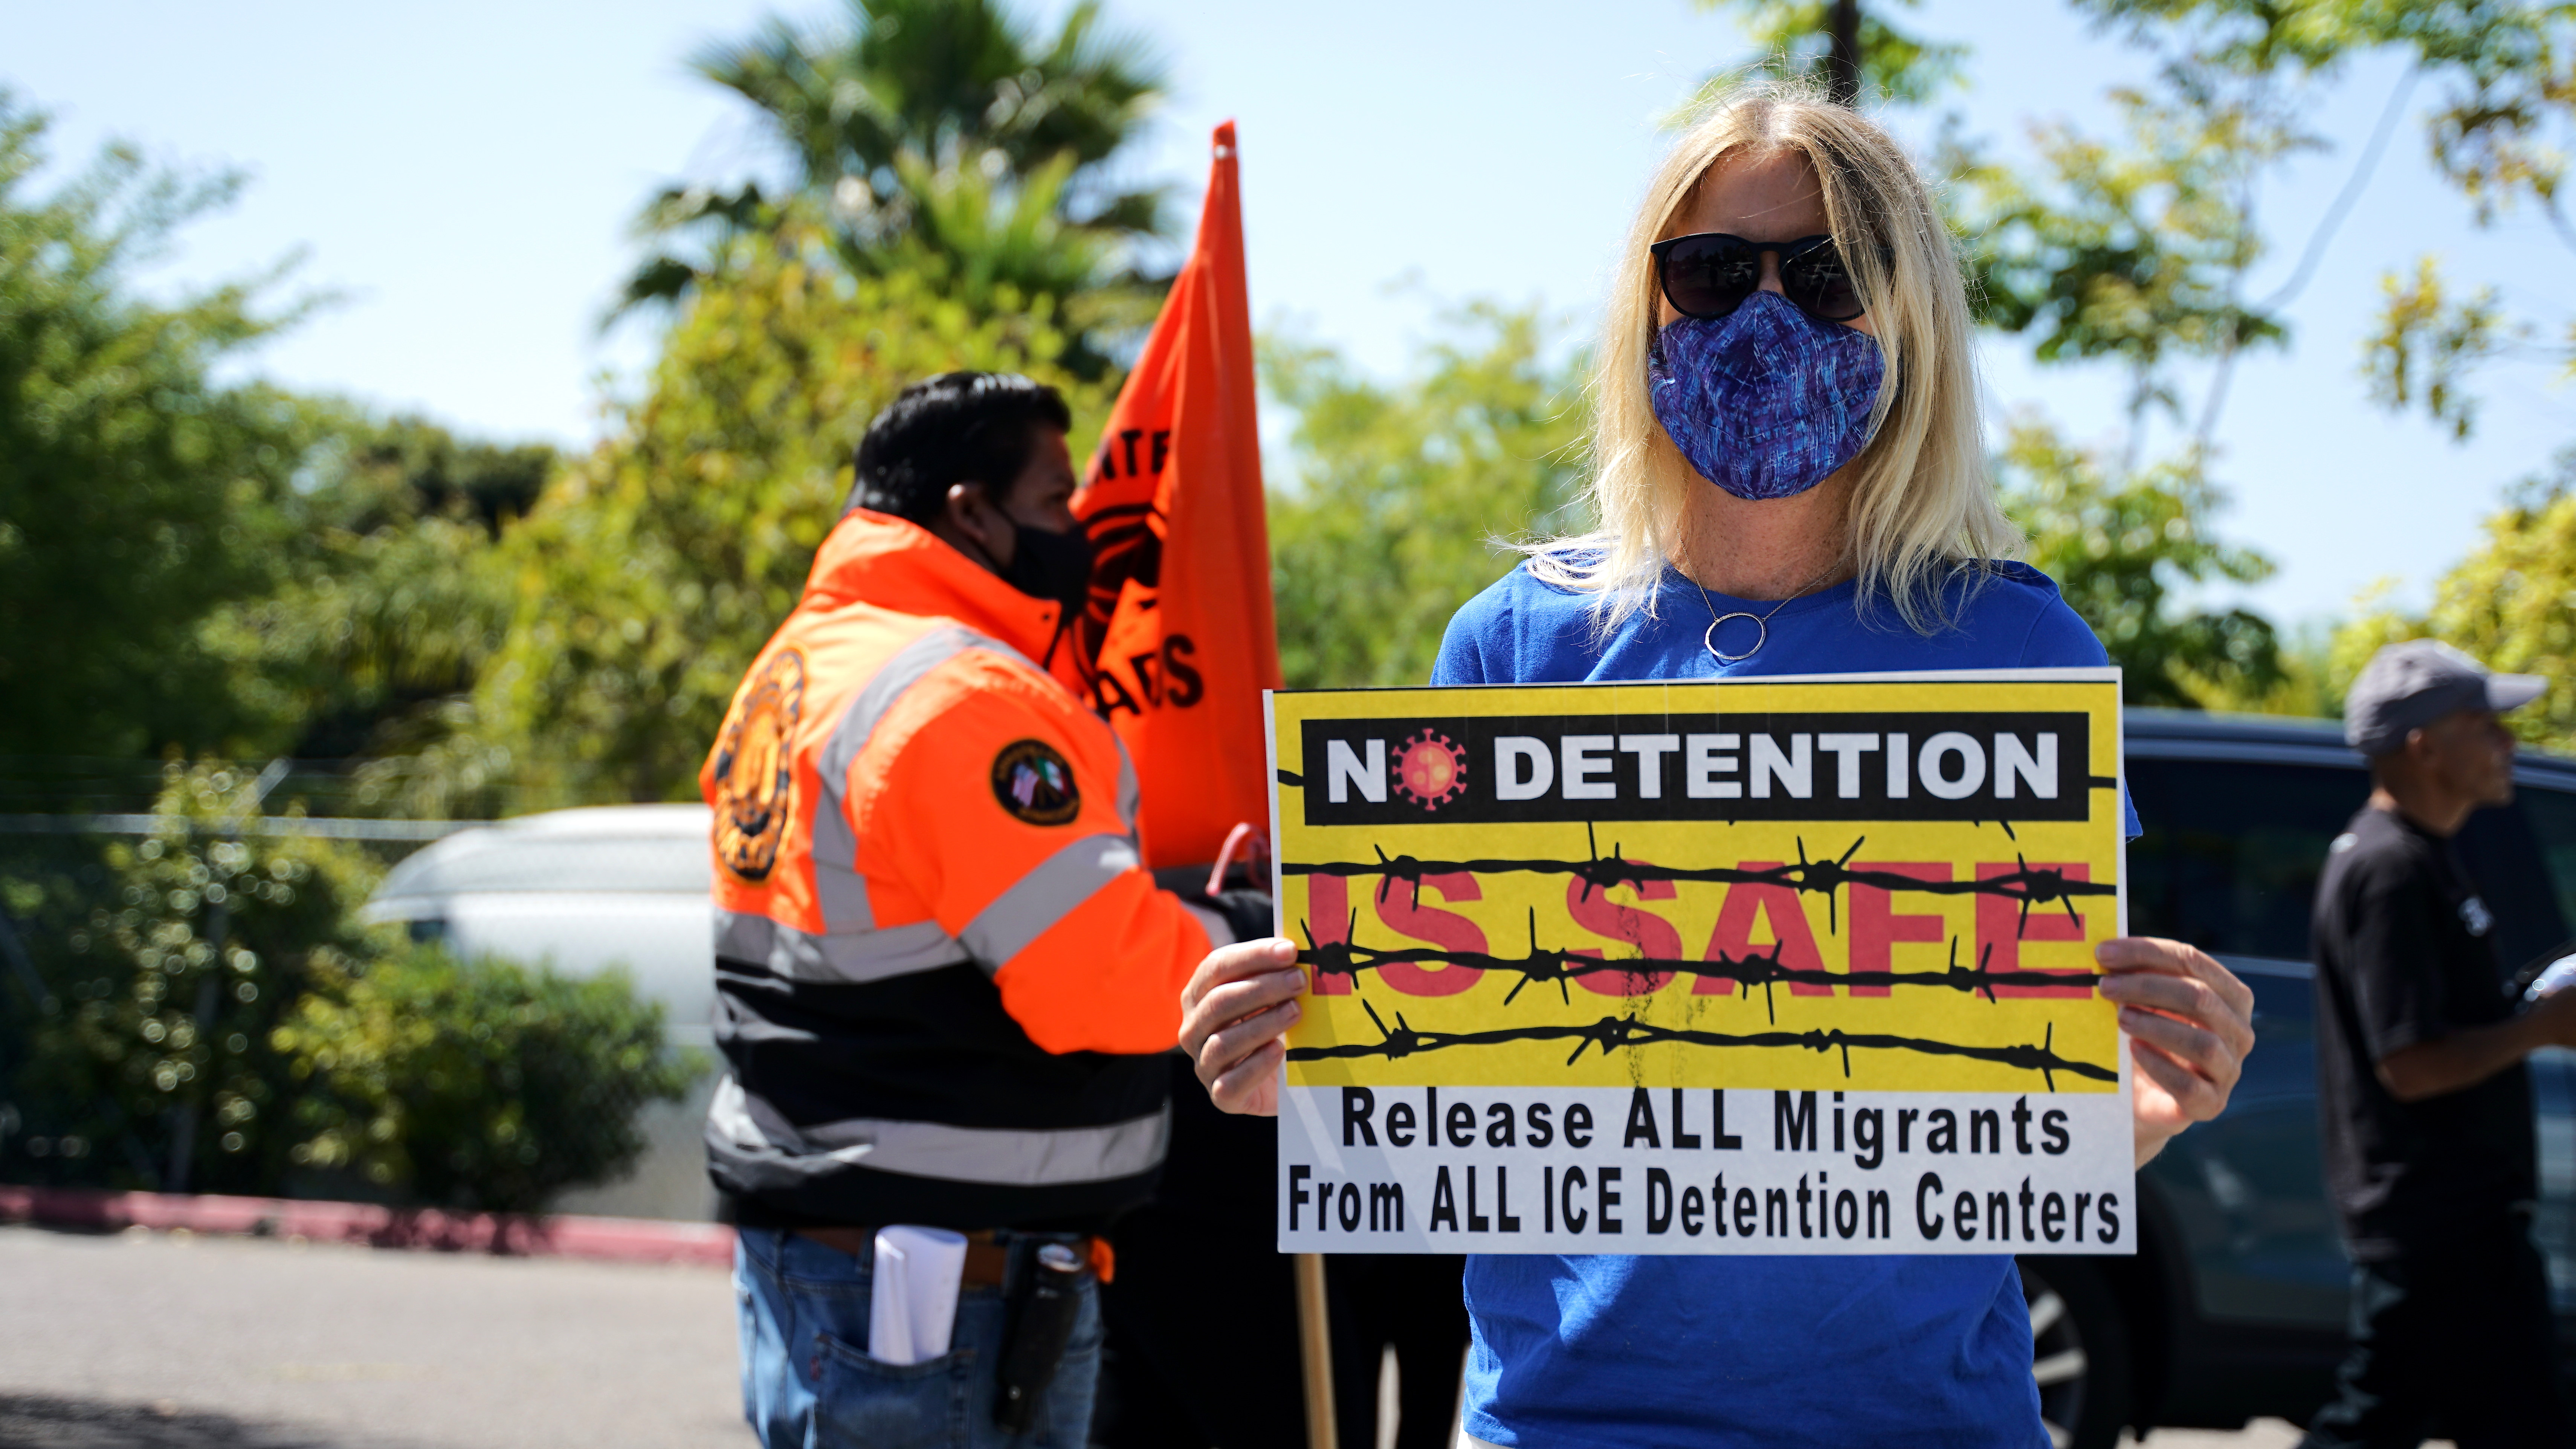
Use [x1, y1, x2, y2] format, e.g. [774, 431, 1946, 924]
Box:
[845, 371, 1073, 524]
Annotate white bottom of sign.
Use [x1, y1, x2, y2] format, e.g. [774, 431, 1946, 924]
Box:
[1278, 1085, 2133, 1255]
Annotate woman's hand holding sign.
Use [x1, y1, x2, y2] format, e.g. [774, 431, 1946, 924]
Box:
[1181, 937, 1304, 1116]
[2100, 936, 2254, 1167]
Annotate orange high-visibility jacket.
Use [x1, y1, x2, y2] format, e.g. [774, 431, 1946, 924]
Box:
[700, 510, 1220, 1229]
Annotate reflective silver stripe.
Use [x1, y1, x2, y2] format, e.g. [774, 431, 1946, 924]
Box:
[808, 804, 874, 934]
[802, 621, 1043, 941]
[1182, 901, 1234, 949]
[1112, 734, 1141, 832]
[715, 907, 776, 963]
[958, 832, 1140, 969]
[708, 1076, 1169, 1186]
[713, 909, 969, 985]
[817, 623, 1036, 800]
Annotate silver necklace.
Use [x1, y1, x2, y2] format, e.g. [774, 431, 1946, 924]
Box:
[1692, 563, 1838, 665]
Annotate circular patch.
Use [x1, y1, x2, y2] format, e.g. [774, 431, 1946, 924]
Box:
[991, 739, 1082, 826]
[712, 648, 806, 883]
[1394, 728, 1469, 810]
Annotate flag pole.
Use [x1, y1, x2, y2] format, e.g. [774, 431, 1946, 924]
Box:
[1295, 1251, 1337, 1449]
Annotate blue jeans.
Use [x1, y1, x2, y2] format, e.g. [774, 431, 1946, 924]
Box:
[734, 1226, 1102, 1449]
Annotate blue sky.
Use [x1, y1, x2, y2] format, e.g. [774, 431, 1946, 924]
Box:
[10, 0, 2570, 629]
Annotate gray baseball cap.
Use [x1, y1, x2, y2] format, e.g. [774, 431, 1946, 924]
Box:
[2344, 639, 2545, 757]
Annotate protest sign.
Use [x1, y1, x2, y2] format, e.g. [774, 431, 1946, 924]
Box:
[1267, 670, 2132, 1255]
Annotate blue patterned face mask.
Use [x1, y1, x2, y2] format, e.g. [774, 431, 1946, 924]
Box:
[1647, 290, 1886, 501]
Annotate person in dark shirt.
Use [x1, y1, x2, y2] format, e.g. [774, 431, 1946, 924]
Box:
[2304, 639, 2576, 1448]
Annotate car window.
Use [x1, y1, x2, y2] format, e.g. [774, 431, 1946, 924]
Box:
[2510, 785, 2576, 940]
[2465, 783, 2576, 975]
[2127, 759, 2370, 961]
[2132, 757, 2576, 975]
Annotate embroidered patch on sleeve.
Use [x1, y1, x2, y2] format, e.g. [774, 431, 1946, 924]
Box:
[712, 647, 806, 882]
[991, 739, 1083, 826]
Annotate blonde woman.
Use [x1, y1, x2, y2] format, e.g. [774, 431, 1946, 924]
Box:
[1179, 85, 2255, 1447]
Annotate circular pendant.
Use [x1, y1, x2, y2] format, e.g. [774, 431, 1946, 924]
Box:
[1704, 612, 1767, 664]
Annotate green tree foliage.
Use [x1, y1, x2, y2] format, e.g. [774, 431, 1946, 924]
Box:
[627, 0, 1167, 370]
[2359, 254, 2519, 442]
[1951, 81, 2302, 438]
[0, 99, 553, 794]
[1691, 0, 1968, 106]
[1939, 74, 2296, 708]
[0, 92, 742, 1214]
[2073, 3, 2576, 724]
[454, 224, 1105, 809]
[272, 947, 695, 1215]
[202, 413, 556, 769]
[2069, 0, 2576, 433]
[0, 765, 381, 1196]
[2000, 419, 2282, 706]
[2332, 447, 2576, 750]
[2072, 0, 2576, 239]
[0, 100, 316, 771]
[324, 413, 554, 533]
[1266, 305, 1588, 689]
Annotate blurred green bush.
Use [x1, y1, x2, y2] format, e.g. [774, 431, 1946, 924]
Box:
[272, 946, 698, 1215]
[0, 764, 381, 1196]
[0, 763, 695, 1214]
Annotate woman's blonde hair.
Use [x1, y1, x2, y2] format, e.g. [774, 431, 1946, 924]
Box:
[1528, 79, 2019, 631]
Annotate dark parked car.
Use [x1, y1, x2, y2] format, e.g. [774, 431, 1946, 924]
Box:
[2021, 709, 2576, 1448]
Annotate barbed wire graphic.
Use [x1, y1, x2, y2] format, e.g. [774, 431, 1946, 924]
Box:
[1281, 825, 2113, 936]
[1282, 827, 2116, 1086]
[1287, 999, 2110, 1090]
[1297, 912, 2095, 1020]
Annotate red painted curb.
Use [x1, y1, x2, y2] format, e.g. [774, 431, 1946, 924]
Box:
[0, 1185, 734, 1267]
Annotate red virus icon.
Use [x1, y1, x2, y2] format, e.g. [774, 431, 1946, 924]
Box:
[1393, 728, 1469, 810]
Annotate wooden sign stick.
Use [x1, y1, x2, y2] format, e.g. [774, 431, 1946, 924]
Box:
[1295, 1251, 1337, 1449]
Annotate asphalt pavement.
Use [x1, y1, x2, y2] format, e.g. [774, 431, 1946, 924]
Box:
[0, 1224, 742, 1449]
[0, 1223, 2365, 1449]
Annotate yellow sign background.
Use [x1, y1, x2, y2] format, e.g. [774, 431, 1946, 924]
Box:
[1271, 676, 2126, 1094]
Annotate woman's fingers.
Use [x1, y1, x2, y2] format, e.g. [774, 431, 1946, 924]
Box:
[2118, 1003, 2239, 1095]
[1180, 939, 1305, 1055]
[1196, 997, 1301, 1084]
[2097, 936, 2255, 1019]
[2098, 936, 2252, 1141]
[1207, 1038, 1288, 1115]
[1178, 936, 1306, 1117]
[1180, 957, 1306, 1054]
[2132, 1036, 2228, 1124]
[1186, 972, 1305, 1043]
[2098, 970, 2254, 1060]
[1182, 937, 1303, 1013]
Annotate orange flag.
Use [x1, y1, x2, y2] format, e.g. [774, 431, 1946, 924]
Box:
[1060, 121, 1280, 869]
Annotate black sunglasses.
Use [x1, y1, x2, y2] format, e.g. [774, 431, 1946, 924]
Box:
[1649, 232, 1869, 324]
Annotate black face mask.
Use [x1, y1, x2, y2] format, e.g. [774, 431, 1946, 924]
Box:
[1001, 519, 1094, 617]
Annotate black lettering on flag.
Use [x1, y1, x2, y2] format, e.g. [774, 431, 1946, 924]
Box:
[1164, 635, 1203, 707]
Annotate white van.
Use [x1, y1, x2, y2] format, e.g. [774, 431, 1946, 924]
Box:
[362, 804, 717, 1221]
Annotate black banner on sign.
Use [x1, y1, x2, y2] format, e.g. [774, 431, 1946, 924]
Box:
[1296, 712, 2093, 826]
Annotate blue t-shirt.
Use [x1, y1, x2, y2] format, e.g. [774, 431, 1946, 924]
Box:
[1432, 558, 2116, 1449]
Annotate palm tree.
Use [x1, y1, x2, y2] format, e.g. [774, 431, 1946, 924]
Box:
[622, 0, 1170, 371]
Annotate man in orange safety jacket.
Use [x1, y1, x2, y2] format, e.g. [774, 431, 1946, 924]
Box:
[702, 372, 1268, 1449]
